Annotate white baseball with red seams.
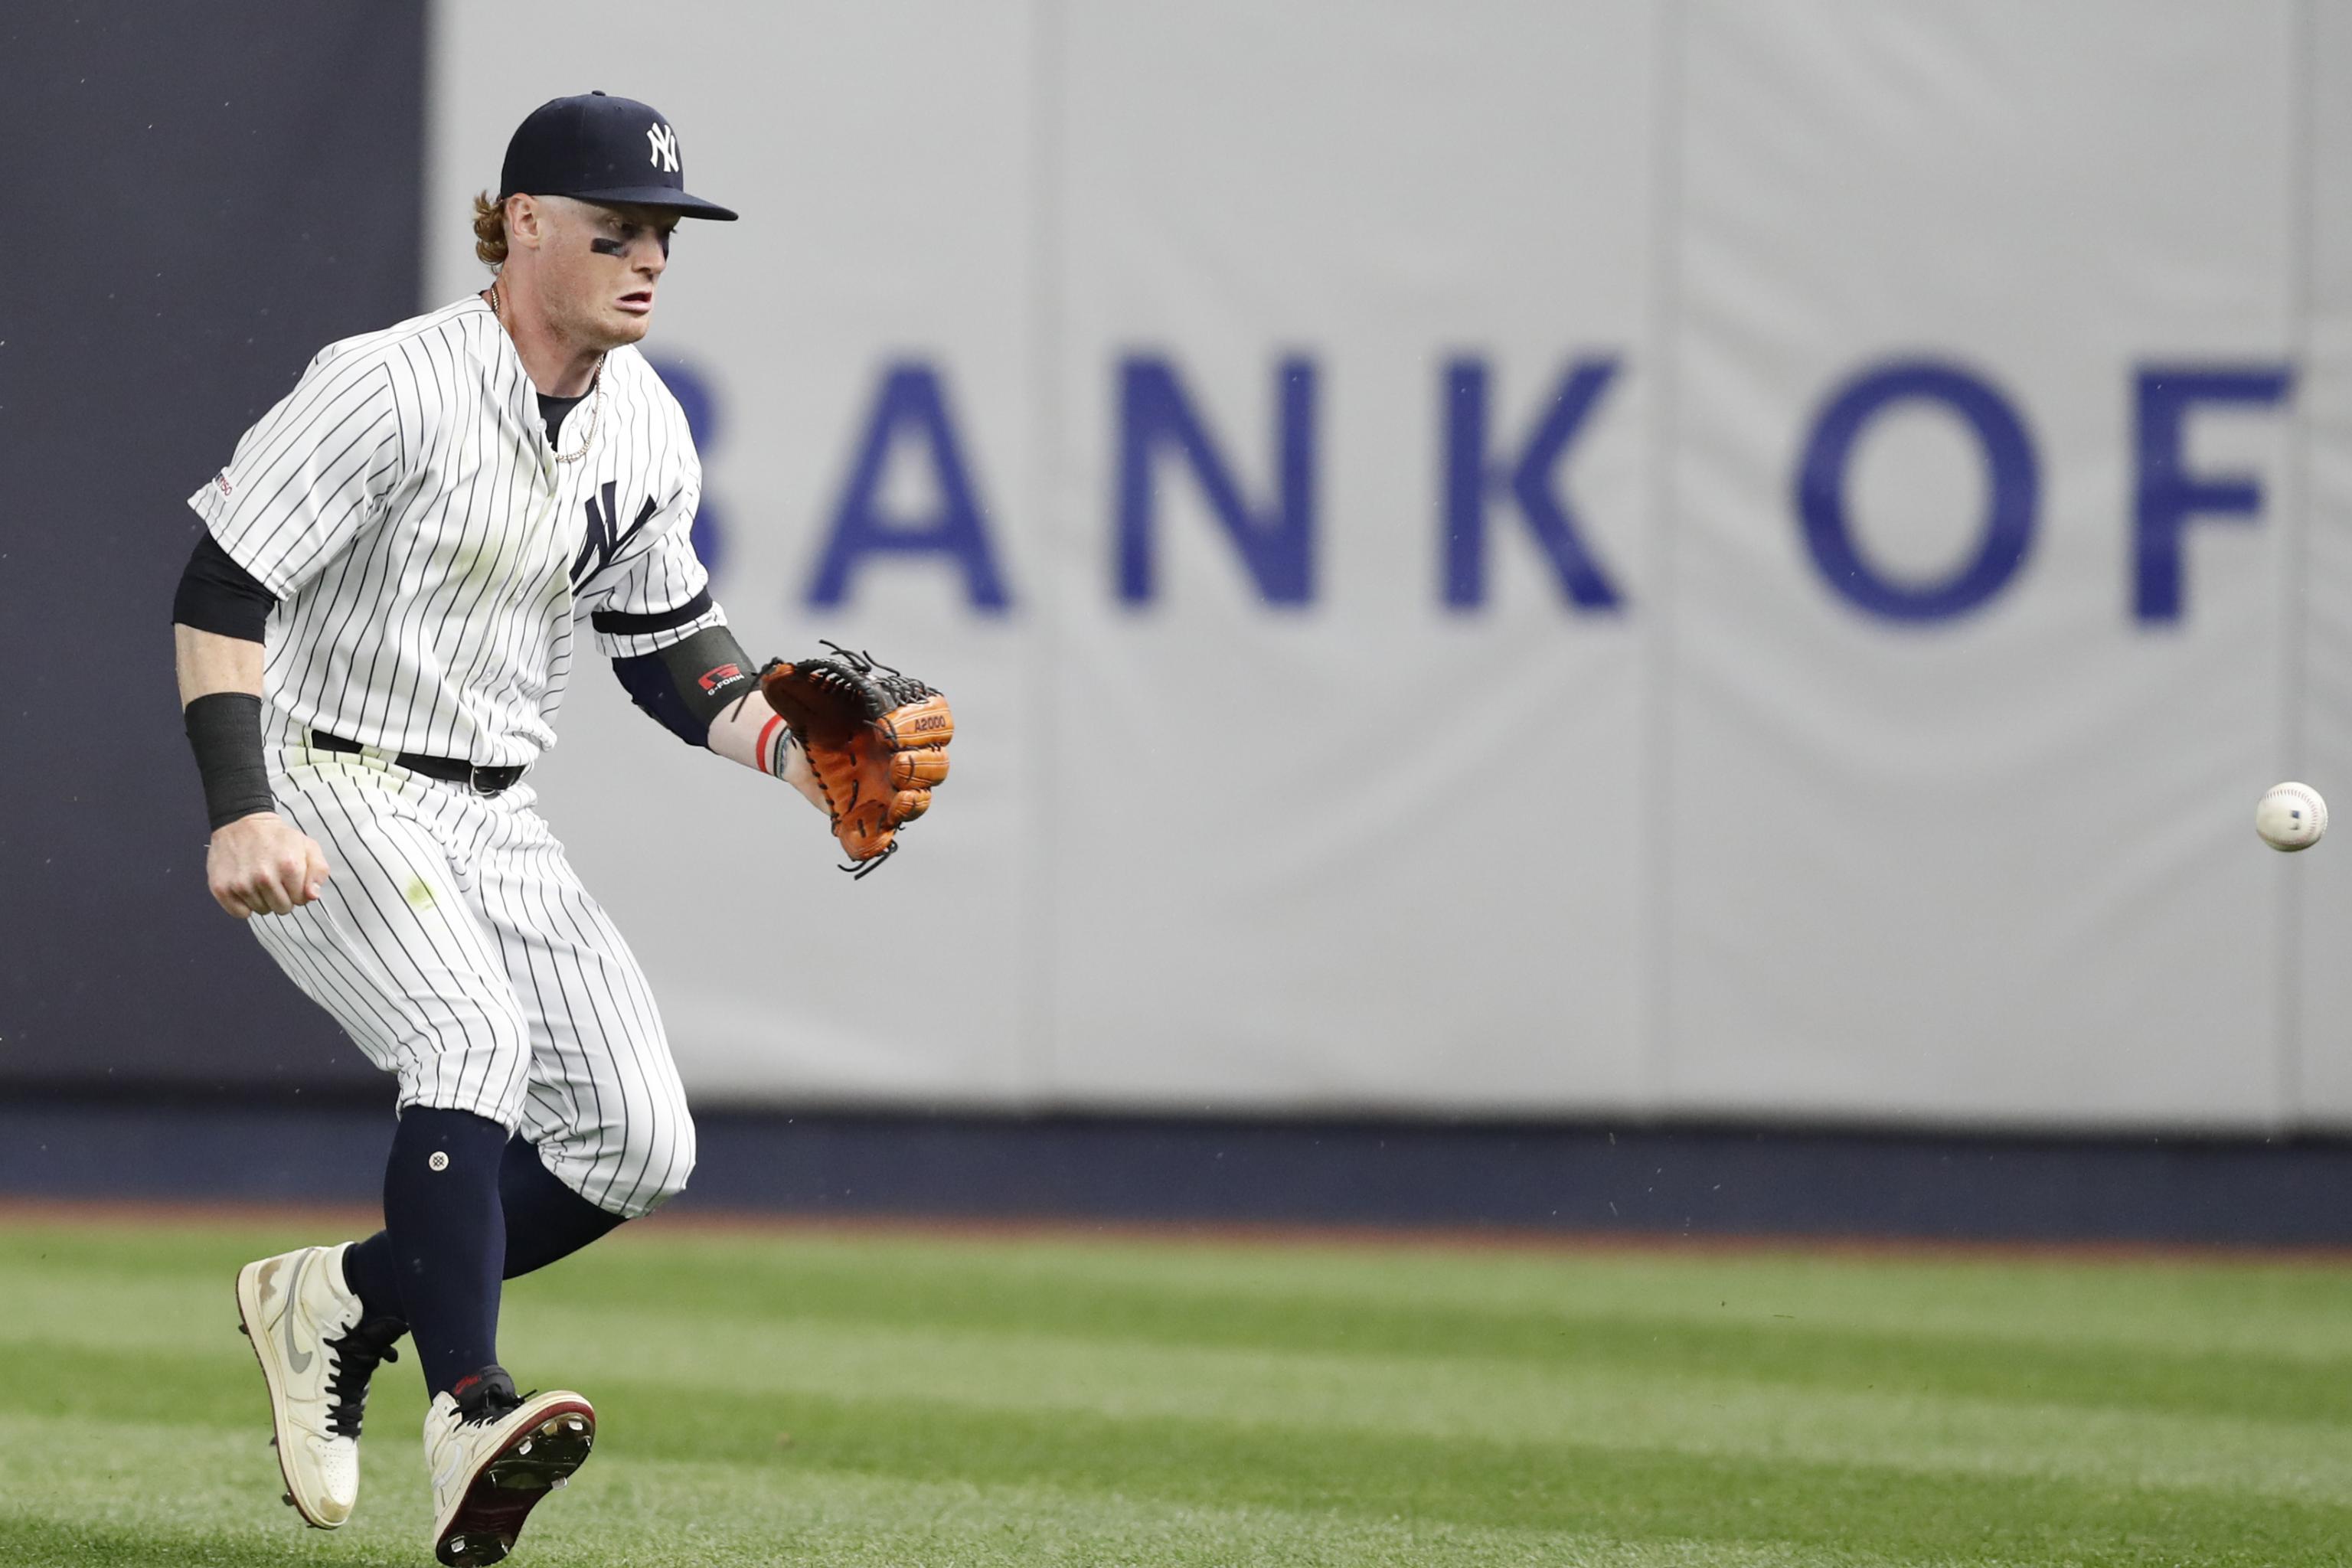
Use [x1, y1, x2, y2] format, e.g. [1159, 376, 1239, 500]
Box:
[2256, 782, 2328, 852]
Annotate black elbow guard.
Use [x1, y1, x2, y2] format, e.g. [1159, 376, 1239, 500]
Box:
[612, 624, 758, 746]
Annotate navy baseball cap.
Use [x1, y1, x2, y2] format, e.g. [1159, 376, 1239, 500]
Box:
[498, 91, 738, 220]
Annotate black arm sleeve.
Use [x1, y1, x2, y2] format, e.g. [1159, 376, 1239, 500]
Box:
[172, 531, 276, 642]
[184, 692, 275, 830]
[611, 622, 760, 747]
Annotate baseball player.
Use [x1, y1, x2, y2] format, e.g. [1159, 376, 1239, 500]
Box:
[171, 94, 853, 1566]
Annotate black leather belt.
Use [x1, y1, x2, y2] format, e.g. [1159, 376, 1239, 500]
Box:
[309, 730, 528, 796]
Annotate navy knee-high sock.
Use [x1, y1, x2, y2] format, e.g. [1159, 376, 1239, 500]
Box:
[342, 1135, 626, 1330]
[380, 1107, 508, 1399]
[497, 1138, 627, 1276]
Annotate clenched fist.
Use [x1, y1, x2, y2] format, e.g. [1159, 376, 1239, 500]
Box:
[207, 812, 332, 919]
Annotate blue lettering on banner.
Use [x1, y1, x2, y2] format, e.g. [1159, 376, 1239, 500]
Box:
[647, 357, 723, 577]
[1442, 358, 1625, 610]
[1795, 360, 2038, 622]
[808, 362, 1011, 611]
[2132, 364, 2294, 622]
[1116, 356, 1316, 606]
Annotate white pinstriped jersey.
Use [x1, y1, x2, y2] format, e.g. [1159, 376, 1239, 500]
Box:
[188, 296, 726, 767]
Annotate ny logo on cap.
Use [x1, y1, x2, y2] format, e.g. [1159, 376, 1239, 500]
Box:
[646, 122, 680, 173]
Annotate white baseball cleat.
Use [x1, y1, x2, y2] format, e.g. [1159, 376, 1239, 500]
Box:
[234, 1242, 403, 1528]
[425, 1367, 595, 1566]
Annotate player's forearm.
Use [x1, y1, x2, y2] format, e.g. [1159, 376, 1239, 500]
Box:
[175, 623, 264, 705]
[705, 687, 779, 772]
[609, 623, 826, 811]
[174, 623, 276, 829]
[174, 586, 329, 904]
[707, 691, 827, 812]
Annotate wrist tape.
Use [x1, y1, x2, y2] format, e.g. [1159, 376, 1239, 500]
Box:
[758, 714, 792, 778]
[183, 692, 276, 831]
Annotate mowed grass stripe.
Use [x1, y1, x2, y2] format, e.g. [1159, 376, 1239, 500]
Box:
[9, 1337, 2352, 1565]
[0, 1513, 1887, 1568]
[12, 1229, 2352, 1431]
[11, 1219, 2352, 1565]
[499, 1287, 2352, 1430]
[17, 1285, 2352, 1503]
[15, 1223, 2352, 1363]
[566, 1232, 2352, 1362]
[595, 1384, 2352, 1563]
[0, 1413, 1922, 1568]
[493, 1304, 2352, 1499]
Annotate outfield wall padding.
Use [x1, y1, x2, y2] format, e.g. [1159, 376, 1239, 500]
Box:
[420, 3, 2352, 1129]
[0, 5, 424, 1096]
[11, 5, 2352, 1138]
[7, 1096, 2352, 1248]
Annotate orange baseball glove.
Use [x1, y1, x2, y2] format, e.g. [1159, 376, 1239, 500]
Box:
[759, 645, 953, 877]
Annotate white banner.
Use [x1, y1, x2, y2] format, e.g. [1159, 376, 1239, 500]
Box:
[427, 0, 2339, 1128]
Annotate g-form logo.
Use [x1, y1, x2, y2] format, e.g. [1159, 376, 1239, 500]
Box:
[646, 122, 680, 173]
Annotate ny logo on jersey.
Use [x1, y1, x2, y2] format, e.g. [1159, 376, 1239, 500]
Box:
[647, 122, 680, 173]
[573, 480, 660, 590]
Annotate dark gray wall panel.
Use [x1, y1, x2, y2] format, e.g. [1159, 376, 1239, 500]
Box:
[0, 5, 425, 1093]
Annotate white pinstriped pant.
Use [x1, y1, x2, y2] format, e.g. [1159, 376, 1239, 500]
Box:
[248, 727, 694, 1220]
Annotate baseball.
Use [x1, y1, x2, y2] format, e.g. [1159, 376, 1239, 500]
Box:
[2256, 782, 2328, 851]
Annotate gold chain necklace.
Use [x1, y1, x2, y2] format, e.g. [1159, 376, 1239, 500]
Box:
[488, 279, 604, 466]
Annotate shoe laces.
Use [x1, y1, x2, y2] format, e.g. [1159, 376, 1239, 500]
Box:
[466, 1386, 525, 1426]
[452, 1365, 524, 1427]
[322, 1314, 403, 1440]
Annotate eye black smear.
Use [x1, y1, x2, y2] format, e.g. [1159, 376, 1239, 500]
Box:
[589, 237, 625, 256]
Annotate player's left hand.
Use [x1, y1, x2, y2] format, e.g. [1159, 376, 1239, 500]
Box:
[760, 646, 952, 877]
[773, 731, 833, 817]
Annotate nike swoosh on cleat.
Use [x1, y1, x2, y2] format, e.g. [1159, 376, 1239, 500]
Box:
[281, 1253, 314, 1374]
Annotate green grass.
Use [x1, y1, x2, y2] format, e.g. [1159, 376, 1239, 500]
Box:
[4, 1217, 2351, 1565]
